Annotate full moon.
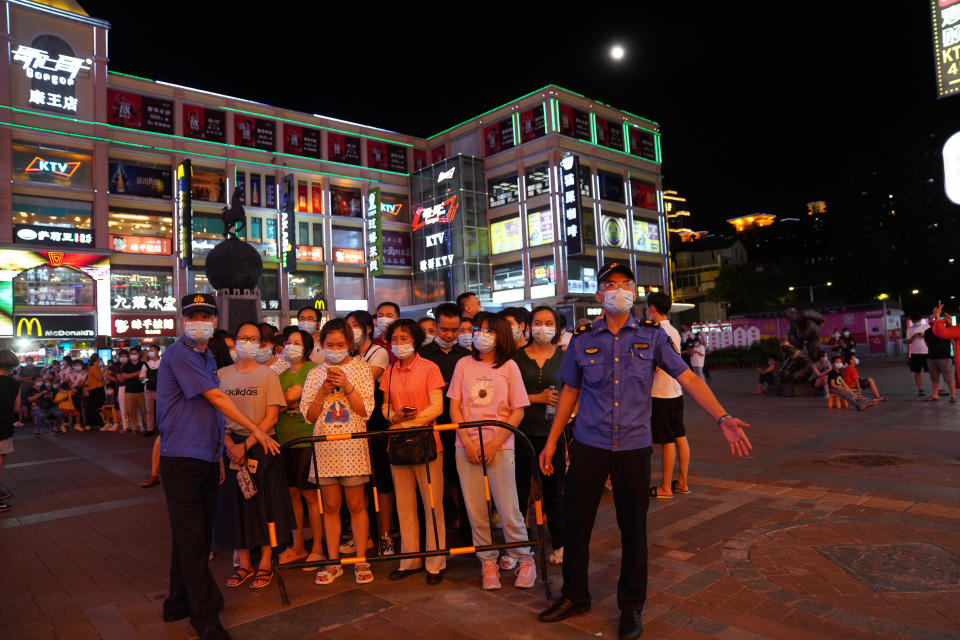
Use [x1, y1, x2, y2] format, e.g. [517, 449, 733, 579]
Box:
[610, 45, 625, 60]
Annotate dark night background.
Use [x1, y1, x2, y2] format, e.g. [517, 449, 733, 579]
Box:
[83, 2, 959, 313]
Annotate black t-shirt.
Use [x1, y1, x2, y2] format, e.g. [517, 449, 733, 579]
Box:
[0, 374, 18, 440]
[924, 328, 953, 360]
[514, 345, 565, 438]
[419, 342, 470, 424]
[122, 362, 145, 393]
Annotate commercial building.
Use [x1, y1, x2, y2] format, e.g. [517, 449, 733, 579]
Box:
[0, 0, 668, 357]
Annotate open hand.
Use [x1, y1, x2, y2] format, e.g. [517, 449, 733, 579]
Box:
[255, 432, 282, 456]
[720, 417, 752, 457]
[539, 440, 557, 476]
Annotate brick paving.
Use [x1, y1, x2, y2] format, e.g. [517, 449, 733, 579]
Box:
[1, 358, 958, 639]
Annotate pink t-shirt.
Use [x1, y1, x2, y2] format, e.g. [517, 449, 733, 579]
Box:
[380, 355, 446, 449]
[447, 356, 529, 450]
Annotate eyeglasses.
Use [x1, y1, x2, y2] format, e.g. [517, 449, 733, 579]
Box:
[235, 337, 261, 344]
[472, 328, 495, 337]
[599, 280, 636, 292]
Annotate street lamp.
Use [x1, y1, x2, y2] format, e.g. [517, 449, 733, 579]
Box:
[789, 282, 832, 302]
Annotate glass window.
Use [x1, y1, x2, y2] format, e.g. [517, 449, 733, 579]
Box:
[330, 186, 362, 218]
[373, 276, 411, 308]
[249, 217, 262, 242]
[266, 218, 277, 242]
[260, 270, 278, 304]
[530, 256, 556, 285]
[13, 195, 92, 229]
[525, 163, 550, 198]
[600, 213, 629, 248]
[312, 223, 323, 247]
[597, 170, 625, 203]
[289, 271, 325, 308]
[578, 165, 592, 198]
[383, 231, 412, 266]
[191, 166, 226, 203]
[191, 271, 215, 294]
[636, 263, 663, 288]
[14, 265, 95, 306]
[488, 174, 519, 208]
[567, 257, 597, 294]
[109, 208, 173, 254]
[526, 208, 554, 247]
[110, 270, 175, 311]
[633, 218, 661, 253]
[298, 222, 310, 245]
[381, 193, 410, 223]
[332, 226, 363, 250]
[334, 273, 365, 300]
[12, 143, 92, 187]
[493, 262, 524, 291]
[490, 215, 522, 254]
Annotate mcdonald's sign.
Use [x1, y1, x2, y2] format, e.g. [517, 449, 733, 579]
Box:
[14, 314, 96, 339]
[16, 317, 42, 337]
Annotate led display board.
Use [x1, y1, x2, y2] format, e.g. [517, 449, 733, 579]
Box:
[932, 0, 960, 98]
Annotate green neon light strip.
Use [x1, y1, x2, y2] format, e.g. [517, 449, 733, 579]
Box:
[0, 120, 380, 182]
[655, 133, 662, 164]
[108, 70, 156, 83]
[512, 113, 521, 147]
[542, 101, 549, 135]
[589, 112, 598, 145]
[0, 105, 399, 178]
[623, 123, 631, 155]
[551, 99, 559, 132]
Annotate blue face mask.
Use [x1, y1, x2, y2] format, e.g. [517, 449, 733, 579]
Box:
[457, 333, 473, 349]
[184, 320, 214, 342]
[236, 341, 259, 361]
[255, 346, 273, 363]
[602, 288, 634, 316]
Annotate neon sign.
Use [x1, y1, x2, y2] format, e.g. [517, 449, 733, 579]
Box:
[559, 153, 584, 256]
[13, 44, 90, 113]
[411, 195, 459, 231]
[366, 188, 383, 276]
[25, 156, 81, 178]
[437, 167, 456, 183]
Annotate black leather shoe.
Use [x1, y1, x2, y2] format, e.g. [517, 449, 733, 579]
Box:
[196, 623, 231, 640]
[618, 610, 643, 639]
[538, 597, 590, 622]
[388, 568, 423, 581]
[426, 571, 442, 585]
[162, 608, 190, 623]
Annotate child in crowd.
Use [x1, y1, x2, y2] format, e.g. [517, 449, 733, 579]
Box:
[828, 357, 879, 410]
[54, 381, 80, 432]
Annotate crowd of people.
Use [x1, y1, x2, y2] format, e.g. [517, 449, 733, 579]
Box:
[0, 264, 752, 640]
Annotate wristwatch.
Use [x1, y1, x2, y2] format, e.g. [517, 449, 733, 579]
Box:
[716, 414, 732, 425]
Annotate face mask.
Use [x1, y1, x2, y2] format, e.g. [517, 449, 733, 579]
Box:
[229, 349, 239, 363]
[511, 325, 523, 342]
[33, 382, 42, 389]
[458, 333, 474, 349]
[376, 316, 394, 336]
[284, 344, 304, 361]
[72, 365, 81, 371]
[392, 344, 415, 360]
[532, 327, 556, 345]
[833, 363, 843, 369]
[147, 352, 157, 360]
[325, 348, 348, 364]
[184, 320, 214, 342]
[602, 288, 634, 316]
[851, 358, 859, 365]
[434, 334, 456, 349]
[130, 354, 139, 363]
[843, 331, 850, 336]
[353, 326, 365, 345]
[236, 341, 259, 361]
[119, 357, 128, 364]
[256, 346, 273, 363]
[298, 320, 317, 334]
[422, 335, 435, 346]
[832, 333, 840, 338]
[473, 333, 496, 354]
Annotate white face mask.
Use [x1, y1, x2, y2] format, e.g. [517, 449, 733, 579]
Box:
[353, 326, 365, 346]
[376, 316, 394, 337]
[473, 333, 496, 354]
[129, 354, 139, 363]
[284, 344, 304, 362]
[602, 288, 634, 315]
[422, 334, 435, 346]
[229, 349, 239, 363]
[532, 326, 556, 345]
[255, 346, 273, 363]
[511, 325, 523, 342]
[236, 342, 259, 361]
[833, 363, 843, 369]
[184, 320, 215, 342]
[325, 349, 348, 364]
[147, 352, 157, 360]
[298, 320, 317, 334]
[119, 356, 129, 364]
[391, 344, 415, 360]
[434, 334, 456, 349]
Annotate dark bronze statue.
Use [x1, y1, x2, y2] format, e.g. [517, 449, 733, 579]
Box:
[220, 187, 246, 239]
[785, 307, 825, 361]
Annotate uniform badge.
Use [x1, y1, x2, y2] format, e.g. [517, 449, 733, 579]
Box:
[573, 321, 593, 336]
[666, 336, 681, 354]
[584, 347, 599, 354]
[633, 343, 649, 350]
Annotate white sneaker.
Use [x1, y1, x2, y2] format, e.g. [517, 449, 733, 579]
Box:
[498, 555, 518, 571]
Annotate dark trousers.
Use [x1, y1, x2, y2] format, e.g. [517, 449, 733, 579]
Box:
[561, 440, 651, 613]
[515, 433, 567, 549]
[85, 387, 105, 428]
[160, 456, 224, 630]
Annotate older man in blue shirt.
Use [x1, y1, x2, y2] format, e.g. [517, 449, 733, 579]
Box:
[158, 293, 280, 640]
[537, 263, 751, 640]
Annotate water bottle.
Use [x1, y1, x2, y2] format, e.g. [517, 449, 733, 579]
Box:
[545, 385, 557, 419]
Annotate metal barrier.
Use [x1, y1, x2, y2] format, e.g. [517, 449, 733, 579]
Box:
[266, 420, 552, 605]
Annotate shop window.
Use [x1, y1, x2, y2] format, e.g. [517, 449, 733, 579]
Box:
[109, 160, 172, 199]
[191, 166, 226, 203]
[330, 186, 362, 218]
[597, 170, 625, 203]
[260, 271, 279, 308]
[493, 262, 524, 291]
[250, 217, 262, 242]
[579, 165, 592, 198]
[373, 276, 412, 308]
[567, 258, 598, 294]
[635, 264, 663, 288]
[298, 221, 310, 246]
[334, 273, 366, 305]
[266, 218, 277, 242]
[13, 265, 94, 306]
[14, 195, 92, 230]
[488, 174, 519, 208]
[490, 215, 522, 254]
[527, 208, 554, 247]
[191, 214, 225, 259]
[312, 223, 323, 247]
[600, 213, 629, 249]
[289, 272, 326, 309]
[530, 257, 556, 286]
[109, 208, 172, 255]
[332, 226, 363, 250]
[525, 163, 550, 198]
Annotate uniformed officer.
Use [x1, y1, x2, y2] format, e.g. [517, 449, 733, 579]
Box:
[536, 263, 751, 640]
[157, 293, 281, 640]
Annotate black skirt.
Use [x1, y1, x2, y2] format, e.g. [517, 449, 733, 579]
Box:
[214, 441, 295, 550]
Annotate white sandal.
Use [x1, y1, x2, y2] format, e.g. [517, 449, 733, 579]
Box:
[315, 564, 343, 585]
[548, 547, 564, 565]
[354, 562, 374, 584]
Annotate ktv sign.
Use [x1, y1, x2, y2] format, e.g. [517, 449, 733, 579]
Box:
[411, 195, 459, 231]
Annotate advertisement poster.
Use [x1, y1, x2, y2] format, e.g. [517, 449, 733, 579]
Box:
[573, 109, 591, 141]
[183, 104, 226, 142]
[631, 180, 657, 210]
[499, 117, 515, 151]
[107, 89, 173, 134]
[334, 248, 365, 264]
[311, 184, 323, 214]
[431, 146, 446, 163]
[368, 141, 388, 170]
[601, 214, 628, 248]
[490, 217, 522, 254]
[110, 234, 171, 255]
[527, 209, 555, 247]
[191, 168, 225, 203]
[632, 219, 661, 253]
[596, 117, 609, 147]
[285, 124, 321, 158]
[607, 119, 624, 151]
[383, 231, 412, 266]
[108, 162, 172, 199]
[388, 145, 408, 173]
[265, 175, 276, 208]
[249, 173, 261, 207]
[558, 104, 575, 137]
[413, 149, 428, 170]
[297, 183, 308, 212]
[520, 105, 545, 142]
[328, 133, 361, 165]
[932, 0, 960, 98]
[296, 246, 323, 263]
[483, 123, 501, 156]
[331, 187, 362, 217]
[235, 115, 275, 151]
[235, 172, 246, 204]
[14, 314, 96, 339]
[629, 127, 656, 161]
[381, 193, 409, 222]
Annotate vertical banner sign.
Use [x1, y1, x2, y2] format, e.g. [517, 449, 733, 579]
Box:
[932, 0, 960, 98]
[366, 187, 384, 277]
[176, 160, 193, 267]
[279, 174, 296, 272]
[559, 153, 583, 257]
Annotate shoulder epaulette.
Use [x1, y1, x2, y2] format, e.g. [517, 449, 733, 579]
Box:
[573, 322, 592, 336]
[642, 319, 660, 328]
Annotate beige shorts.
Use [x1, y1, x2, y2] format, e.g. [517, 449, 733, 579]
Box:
[929, 358, 954, 380]
[315, 474, 369, 487]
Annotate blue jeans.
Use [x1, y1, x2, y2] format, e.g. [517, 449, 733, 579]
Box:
[456, 446, 531, 562]
[32, 406, 61, 430]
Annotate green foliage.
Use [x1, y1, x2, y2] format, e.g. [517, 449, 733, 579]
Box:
[706, 264, 791, 313]
[705, 338, 782, 367]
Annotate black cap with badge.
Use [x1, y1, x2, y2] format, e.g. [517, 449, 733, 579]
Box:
[597, 261, 635, 283]
[181, 293, 218, 316]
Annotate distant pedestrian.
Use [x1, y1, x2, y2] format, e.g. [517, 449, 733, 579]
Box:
[925, 312, 956, 402]
[690, 338, 706, 380]
[905, 316, 929, 396]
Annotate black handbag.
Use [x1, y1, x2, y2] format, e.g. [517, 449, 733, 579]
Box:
[385, 365, 437, 466]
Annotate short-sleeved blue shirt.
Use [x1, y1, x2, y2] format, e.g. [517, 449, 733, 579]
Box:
[157, 336, 224, 463]
[558, 315, 689, 451]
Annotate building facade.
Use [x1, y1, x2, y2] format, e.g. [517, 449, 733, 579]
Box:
[0, 0, 667, 357]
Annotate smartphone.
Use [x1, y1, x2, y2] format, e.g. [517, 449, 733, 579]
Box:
[327, 365, 341, 376]
[402, 406, 417, 415]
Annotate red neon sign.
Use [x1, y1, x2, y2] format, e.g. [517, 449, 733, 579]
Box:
[25, 155, 82, 178]
[411, 195, 459, 231]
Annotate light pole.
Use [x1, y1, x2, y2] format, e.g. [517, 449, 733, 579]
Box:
[788, 282, 832, 302]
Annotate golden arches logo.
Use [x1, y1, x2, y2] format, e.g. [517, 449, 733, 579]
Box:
[16, 317, 42, 337]
[313, 300, 326, 311]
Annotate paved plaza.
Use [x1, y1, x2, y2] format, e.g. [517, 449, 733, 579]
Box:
[1, 359, 959, 640]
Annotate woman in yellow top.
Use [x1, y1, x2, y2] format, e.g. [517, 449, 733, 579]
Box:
[84, 354, 106, 430]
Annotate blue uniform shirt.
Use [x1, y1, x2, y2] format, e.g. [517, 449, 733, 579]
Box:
[558, 315, 689, 451]
[157, 336, 224, 463]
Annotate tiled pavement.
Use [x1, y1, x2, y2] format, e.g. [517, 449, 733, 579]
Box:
[1, 359, 959, 639]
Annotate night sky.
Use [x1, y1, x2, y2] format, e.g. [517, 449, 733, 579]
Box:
[84, 2, 955, 230]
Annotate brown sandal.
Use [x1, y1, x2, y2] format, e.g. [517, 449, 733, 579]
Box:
[225, 567, 253, 587]
[250, 568, 273, 589]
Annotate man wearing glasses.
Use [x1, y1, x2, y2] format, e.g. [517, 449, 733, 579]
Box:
[536, 263, 751, 640]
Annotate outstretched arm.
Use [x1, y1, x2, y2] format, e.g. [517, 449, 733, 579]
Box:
[676, 369, 752, 457]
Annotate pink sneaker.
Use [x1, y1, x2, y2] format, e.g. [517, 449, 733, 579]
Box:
[481, 560, 501, 590]
[514, 558, 537, 588]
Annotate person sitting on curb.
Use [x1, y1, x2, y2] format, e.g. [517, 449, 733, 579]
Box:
[829, 358, 879, 410]
[753, 356, 777, 394]
[809, 353, 832, 396]
[842, 356, 885, 402]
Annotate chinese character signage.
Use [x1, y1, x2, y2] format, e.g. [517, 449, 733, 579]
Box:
[112, 315, 177, 338]
[367, 143, 409, 173]
[112, 294, 178, 312]
[15, 224, 93, 247]
[334, 248, 365, 264]
[366, 188, 383, 276]
[106, 89, 173, 134]
[328, 133, 361, 165]
[12, 145, 92, 187]
[558, 105, 591, 142]
[283, 124, 322, 158]
[108, 163, 172, 199]
[15, 314, 96, 339]
[110, 235, 171, 255]
[483, 117, 515, 156]
[932, 0, 960, 98]
[559, 153, 584, 257]
[411, 195, 459, 231]
[383, 232, 412, 267]
[628, 127, 656, 161]
[235, 115, 275, 151]
[279, 174, 296, 272]
[183, 104, 226, 143]
[13, 36, 89, 115]
[296, 245, 323, 262]
[176, 160, 193, 267]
